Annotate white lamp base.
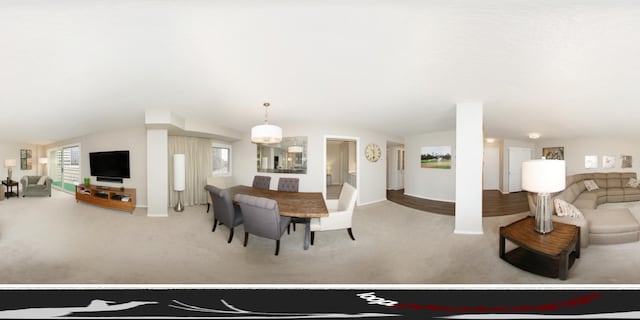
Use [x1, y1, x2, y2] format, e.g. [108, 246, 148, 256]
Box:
[535, 192, 554, 234]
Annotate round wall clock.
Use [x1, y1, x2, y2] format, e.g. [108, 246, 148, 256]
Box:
[365, 143, 382, 162]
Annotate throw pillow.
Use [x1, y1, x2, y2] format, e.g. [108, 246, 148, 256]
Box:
[584, 179, 599, 191]
[628, 177, 640, 188]
[553, 198, 584, 219]
[37, 176, 47, 185]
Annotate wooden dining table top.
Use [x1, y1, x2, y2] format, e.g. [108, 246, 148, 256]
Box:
[227, 185, 329, 219]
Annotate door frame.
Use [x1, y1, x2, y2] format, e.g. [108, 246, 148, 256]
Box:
[324, 135, 359, 202]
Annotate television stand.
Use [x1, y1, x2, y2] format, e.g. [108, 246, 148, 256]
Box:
[75, 184, 136, 213]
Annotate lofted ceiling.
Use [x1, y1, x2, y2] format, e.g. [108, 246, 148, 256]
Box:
[1, 0, 639, 144]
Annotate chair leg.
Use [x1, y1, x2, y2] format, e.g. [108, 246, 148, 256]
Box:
[244, 232, 249, 247]
[287, 224, 290, 234]
[206, 203, 210, 213]
[275, 240, 280, 256]
[228, 228, 234, 243]
[293, 223, 296, 232]
[212, 218, 218, 232]
[347, 228, 355, 241]
[311, 231, 315, 245]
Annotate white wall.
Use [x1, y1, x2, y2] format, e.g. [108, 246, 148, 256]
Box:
[501, 138, 536, 193]
[535, 137, 640, 175]
[45, 125, 148, 206]
[404, 130, 456, 202]
[326, 141, 342, 185]
[232, 124, 398, 206]
[0, 141, 40, 189]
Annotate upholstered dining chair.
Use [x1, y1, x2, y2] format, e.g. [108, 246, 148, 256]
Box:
[234, 194, 291, 256]
[205, 176, 230, 213]
[277, 177, 299, 192]
[310, 182, 358, 245]
[252, 175, 271, 190]
[205, 185, 243, 244]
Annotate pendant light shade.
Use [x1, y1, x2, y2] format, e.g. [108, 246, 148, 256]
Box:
[251, 102, 282, 144]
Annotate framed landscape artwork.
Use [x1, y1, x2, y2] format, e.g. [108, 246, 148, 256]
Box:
[543, 147, 564, 160]
[420, 146, 451, 169]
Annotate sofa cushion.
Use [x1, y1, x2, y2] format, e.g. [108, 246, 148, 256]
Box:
[628, 177, 640, 188]
[554, 199, 584, 219]
[584, 180, 599, 191]
[583, 209, 640, 234]
[573, 192, 598, 210]
[37, 176, 47, 185]
[607, 188, 624, 196]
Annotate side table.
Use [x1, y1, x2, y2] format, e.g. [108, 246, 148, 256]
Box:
[500, 216, 580, 280]
[2, 179, 19, 199]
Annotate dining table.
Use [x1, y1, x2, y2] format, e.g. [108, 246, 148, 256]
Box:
[226, 185, 329, 250]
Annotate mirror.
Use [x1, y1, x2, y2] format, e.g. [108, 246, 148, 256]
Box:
[257, 136, 307, 174]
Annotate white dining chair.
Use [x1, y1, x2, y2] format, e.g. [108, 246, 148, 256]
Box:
[310, 183, 357, 245]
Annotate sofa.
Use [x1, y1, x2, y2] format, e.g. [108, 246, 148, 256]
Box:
[20, 175, 53, 197]
[528, 172, 640, 248]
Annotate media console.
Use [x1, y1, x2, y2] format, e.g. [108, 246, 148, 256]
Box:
[76, 184, 136, 213]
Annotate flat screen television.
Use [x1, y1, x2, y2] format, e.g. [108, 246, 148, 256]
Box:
[89, 150, 130, 183]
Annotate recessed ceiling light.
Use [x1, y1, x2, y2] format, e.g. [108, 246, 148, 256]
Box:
[528, 132, 541, 139]
[485, 138, 495, 143]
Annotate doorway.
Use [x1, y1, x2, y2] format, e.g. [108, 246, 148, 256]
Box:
[325, 136, 358, 200]
[49, 144, 81, 193]
[508, 147, 532, 193]
[386, 142, 404, 190]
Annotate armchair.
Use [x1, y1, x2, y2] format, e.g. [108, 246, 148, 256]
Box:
[310, 183, 357, 245]
[20, 175, 53, 197]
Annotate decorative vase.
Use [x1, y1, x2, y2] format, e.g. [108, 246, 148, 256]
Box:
[84, 178, 90, 186]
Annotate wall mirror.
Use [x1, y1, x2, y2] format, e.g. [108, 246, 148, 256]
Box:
[257, 136, 307, 174]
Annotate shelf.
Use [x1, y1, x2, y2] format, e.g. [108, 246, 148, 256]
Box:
[75, 184, 136, 213]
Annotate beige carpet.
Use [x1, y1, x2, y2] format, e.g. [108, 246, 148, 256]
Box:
[1, 190, 640, 285]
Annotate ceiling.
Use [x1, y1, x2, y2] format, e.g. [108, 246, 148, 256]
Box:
[2, 0, 640, 145]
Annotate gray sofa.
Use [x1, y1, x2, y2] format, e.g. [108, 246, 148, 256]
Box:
[20, 175, 53, 197]
[528, 172, 640, 248]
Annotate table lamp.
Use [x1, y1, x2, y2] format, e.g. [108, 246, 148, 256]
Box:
[522, 159, 566, 233]
[4, 159, 16, 182]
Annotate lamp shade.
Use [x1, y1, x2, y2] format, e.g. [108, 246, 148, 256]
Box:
[173, 154, 185, 191]
[288, 146, 303, 153]
[522, 159, 566, 193]
[39, 157, 48, 164]
[4, 159, 16, 167]
[251, 124, 283, 143]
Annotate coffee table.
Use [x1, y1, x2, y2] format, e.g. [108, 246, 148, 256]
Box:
[500, 216, 580, 280]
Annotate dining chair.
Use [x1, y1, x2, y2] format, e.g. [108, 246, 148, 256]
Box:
[234, 194, 291, 256]
[252, 175, 271, 190]
[310, 183, 357, 245]
[205, 176, 229, 213]
[277, 177, 302, 233]
[205, 185, 244, 244]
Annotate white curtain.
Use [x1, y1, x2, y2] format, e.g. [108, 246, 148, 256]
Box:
[168, 136, 212, 207]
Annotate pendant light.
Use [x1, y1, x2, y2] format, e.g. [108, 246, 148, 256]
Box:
[251, 102, 283, 143]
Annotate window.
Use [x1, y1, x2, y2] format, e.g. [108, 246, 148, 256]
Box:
[212, 144, 231, 175]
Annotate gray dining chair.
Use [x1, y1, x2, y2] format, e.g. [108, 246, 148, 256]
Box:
[277, 177, 299, 192]
[252, 175, 271, 190]
[234, 194, 291, 256]
[205, 185, 244, 244]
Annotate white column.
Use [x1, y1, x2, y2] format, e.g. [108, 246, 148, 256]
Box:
[147, 128, 169, 217]
[454, 102, 484, 234]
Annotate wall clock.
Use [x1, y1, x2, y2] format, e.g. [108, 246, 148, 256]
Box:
[365, 143, 381, 162]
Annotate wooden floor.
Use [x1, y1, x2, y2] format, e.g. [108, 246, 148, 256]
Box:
[386, 189, 530, 217]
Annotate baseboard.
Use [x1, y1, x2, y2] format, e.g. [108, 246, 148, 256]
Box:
[403, 192, 455, 203]
[358, 198, 387, 206]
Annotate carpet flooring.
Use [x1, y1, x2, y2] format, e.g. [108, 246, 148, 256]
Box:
[1, 190, 640, 285]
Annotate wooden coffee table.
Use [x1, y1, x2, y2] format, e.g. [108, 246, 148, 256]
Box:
[500, 216, 580, 280]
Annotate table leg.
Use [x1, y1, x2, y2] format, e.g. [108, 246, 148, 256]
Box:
[499, 228, 505, 258]
[559, 251, 569, 280]
[304, 218, 311, 250]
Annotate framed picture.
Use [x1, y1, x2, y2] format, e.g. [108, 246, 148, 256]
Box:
[585, 155, 598, 169]
[543, 147, 564, 160]
[622, 155, 632, 168]
[20, 149, 32, 170]
[603, 155, 616, 169]
[420, 146, 451, 169]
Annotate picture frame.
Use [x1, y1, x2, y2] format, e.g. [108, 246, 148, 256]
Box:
[420, 146, 451, 169]
[20, 149, 32, 170]
[542, 147, 564, 160]
[622, 155, 632, 168]
[585, 155, 598, 169]
[603, 155, 616, 169]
